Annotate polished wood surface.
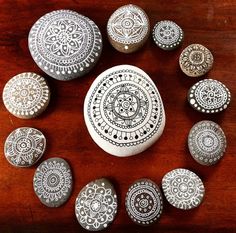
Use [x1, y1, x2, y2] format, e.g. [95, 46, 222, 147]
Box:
[0, 1, 236, 232]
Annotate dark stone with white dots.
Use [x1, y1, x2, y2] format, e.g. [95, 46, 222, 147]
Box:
[188, 79, 231, 113]
[28, 9, 102, 81]
[125, 179, 163, 226]
[152, 20, 184, 50]
[75, 178, 117, 231]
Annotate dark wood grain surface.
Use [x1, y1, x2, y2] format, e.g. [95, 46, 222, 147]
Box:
[0, 0, 235, 232]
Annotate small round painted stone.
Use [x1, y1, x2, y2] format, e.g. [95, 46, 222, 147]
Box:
[188, 79, 231, 113]
[4, 127, 46, 167]
[162, 168, 205, 210]
[75, 178, 117, 231]
[179, 44, 214, 77]
[28, 9, 102, 81]
[188, 121, 226, 166]
[152, 20, 184, 50]
[84, 65, 166, 157]
[107, 4, 150, 53]
[125, 179, 163, 226]
[33, 158, 73, 207]
[2, 72, 50, 119]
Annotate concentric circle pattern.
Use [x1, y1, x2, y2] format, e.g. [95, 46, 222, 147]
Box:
[188, 120, 226, 165]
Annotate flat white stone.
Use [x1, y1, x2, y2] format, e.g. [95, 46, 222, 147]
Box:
[33, 158, 73, 207]
[84, 65, 166, 157]
[28, 9, 102, 81]
[162, 168, 205, 210]
[4, 127, 46, 167]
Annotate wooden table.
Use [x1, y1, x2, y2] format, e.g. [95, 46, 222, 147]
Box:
[0, 1, 235, 232]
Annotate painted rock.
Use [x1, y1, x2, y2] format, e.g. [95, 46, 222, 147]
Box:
[4, 127, 46, 167]
[152, 20, 184, 50]
[162, 168, 205, 210]
[188, 120, 226, 166]
[33, 158, 73, 207]
[84, 65, 166, 157]
[107, 4, 150, 53]
[179, 44, 213, 77]
[125, 179, 163, 226]
[75, 178, 117, 231]
[2, 72, 50, 119]
[188, 79, 231, 113]
[29, 10, 102, 81]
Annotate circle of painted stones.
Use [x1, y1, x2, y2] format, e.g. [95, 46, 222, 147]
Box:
[188, 120, 226, 166]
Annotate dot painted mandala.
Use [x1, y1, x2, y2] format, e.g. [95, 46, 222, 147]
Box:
[126, 180, 163, 225]
[75, 179, 117, 230]
[107, 4, 149, 45]
[162, 169, 205, 210]
[179, 44, 213, 77]
[188, 121, 226, 165]
[33, 158, 72, 207]
[4, 127, 46, 167]
[188, 79, 231, 113]
[29, 10, 102, 80]
[2, 72, 50, 118]
[85, 66, 165, 151]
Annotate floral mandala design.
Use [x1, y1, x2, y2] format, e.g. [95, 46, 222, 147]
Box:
[76, 182, 117, 230]
[162, 169, 205, 210]
[34, 159, 72, 205]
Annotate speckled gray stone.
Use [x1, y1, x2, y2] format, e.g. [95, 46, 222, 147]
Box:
[107, 4, 150, 53]
[29, 9, 102, 81]
[152, 20, 184, 50]
[188, 79, 231, 113]
[2, 72, 50, 119]
[188, 120, 227, 166]
[4, 127, 46, 167]
[162, 168, 205, 210]
[125, 179, 163, 226]
[179, 44, 213, 77]
[75, 178, 117, 231]
[33, 158, 73, 207]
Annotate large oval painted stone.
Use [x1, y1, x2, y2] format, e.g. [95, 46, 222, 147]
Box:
[29, 10, 102, 81]
[75, 178, 117, 231]
[188, 79, 231, 113]
[84, 65, 166, 157]
[33, 158, 73, 207]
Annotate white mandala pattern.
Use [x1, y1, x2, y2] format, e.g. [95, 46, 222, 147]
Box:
[126, 179, 163, 225]
[34, 158, 72, 207]
[162, 168, 205, 210]
[188, 79, 231, 113]
[29, 10, 102, 80]
[179, 44, 213, 77]
[2, 72, 50, 118]
[4, 127, 46, 167]
[75, 179, 117, 231]
[153, 20, 183, 50]
[107, 4, 149, 45]
[188, 121, 226, 165]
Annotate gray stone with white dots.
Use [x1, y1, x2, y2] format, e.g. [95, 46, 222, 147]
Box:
[125, 179, 163, 226]
[75, 178, 117, 231]
[188, 79, 231, 113]
[28, 9, 102, 81]
[188, 120, 226, 166]
[152, 20, 184, 50]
